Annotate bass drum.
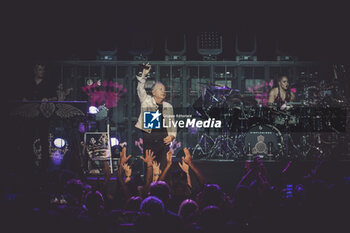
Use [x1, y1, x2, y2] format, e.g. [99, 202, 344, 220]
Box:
[244, 124, 283, 158]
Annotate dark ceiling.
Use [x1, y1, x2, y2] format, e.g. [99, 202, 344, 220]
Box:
[5, 2, 350, 62]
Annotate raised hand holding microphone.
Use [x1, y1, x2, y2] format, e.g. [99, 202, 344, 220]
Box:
[141, 62, 151, 78]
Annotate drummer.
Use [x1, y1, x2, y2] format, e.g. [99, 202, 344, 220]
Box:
[268, 74, 295, 110]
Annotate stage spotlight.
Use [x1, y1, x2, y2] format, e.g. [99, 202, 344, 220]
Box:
[275, 40, 297, 61]
[165, 34, 187, 61]
[128, 31, 153, 61]
[54, 138, 66, 148]
[96, 47, 118, 61]
[89, 106, 99, 114]
[235, 33, 257, 61]
[197, 31, 223, 61]
[111, 137, 119, 147]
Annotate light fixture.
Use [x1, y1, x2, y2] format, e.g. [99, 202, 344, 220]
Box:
[197, 32, 223, 61]
[53, 138, 66, 148]
[88, 106, 99, 114]
[96, 48, 118, 61]
[165, 34, 187, 61]
[275, 40, 297, 61]
[128, 31, 153, 61]
[235, 34, 257, 61]
[110, 137, 119, 147]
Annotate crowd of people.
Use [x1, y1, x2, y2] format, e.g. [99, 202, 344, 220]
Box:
[3, 145, 350, 233]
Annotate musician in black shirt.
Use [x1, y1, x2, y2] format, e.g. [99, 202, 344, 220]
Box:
[21, 62, 57, 173]
[22, 62, 57, 101]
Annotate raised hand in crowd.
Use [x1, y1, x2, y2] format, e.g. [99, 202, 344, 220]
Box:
[166, 149, 173, 166]
[255, 156, 268, 177]
[103, 160, 111, 177]
[152, 161, 161, 182]
[164, 135, 175, 145]
[140, 149, 156, 192]
[99, 161, 116, 202]
[140, 149, 155, 167]
[178, 157, 192, 188]
[178, 158, 190, 174]
[102, 161, 112, 189]
[310, 153, 328, 178]
[183, 147, 192, 165]
[159, 149, 173, 181]
[117, 147, 132, 198]
[122, 163, 132, 183]
[252, 156, 269, 186]
[183, 147, 206, 186]
[120, 147, 132, 166]
[237, 155, 270, 189]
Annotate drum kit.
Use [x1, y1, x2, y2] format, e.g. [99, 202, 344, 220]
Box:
[191, 75, 348, 161]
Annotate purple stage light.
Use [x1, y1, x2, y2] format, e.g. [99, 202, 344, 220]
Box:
[51, 151, 63, 165]
[78, 122, 85, 133]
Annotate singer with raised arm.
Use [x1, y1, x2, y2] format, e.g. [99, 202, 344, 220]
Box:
[135, 63, 177, 171]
